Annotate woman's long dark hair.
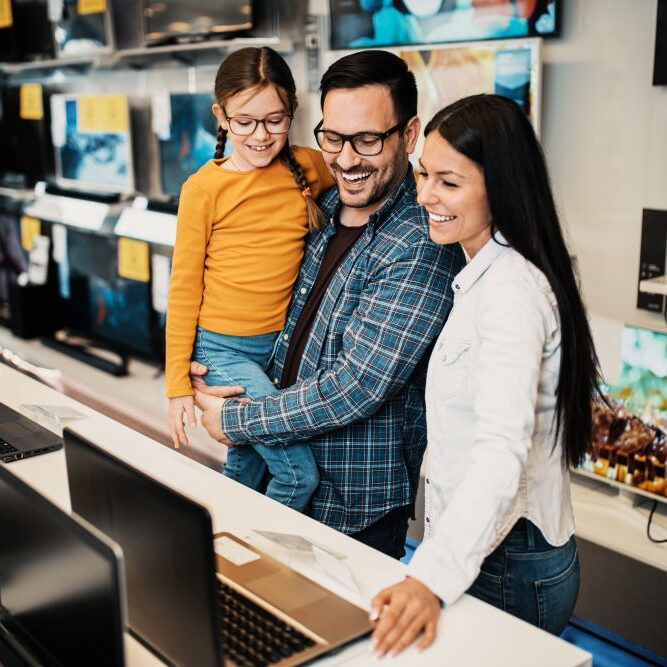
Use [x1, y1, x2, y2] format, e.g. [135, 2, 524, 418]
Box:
[425, 94, 601, 468]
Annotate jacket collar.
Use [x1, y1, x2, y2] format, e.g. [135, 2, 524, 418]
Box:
[451, 231, 510, 296]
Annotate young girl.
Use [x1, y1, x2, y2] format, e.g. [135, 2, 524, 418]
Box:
[166, 47, 334, 511]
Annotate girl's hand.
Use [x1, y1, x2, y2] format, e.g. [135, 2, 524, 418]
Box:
[168, 395, 197, 449]
[370, 577, 441, 658]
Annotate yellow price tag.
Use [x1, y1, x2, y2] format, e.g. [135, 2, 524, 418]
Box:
[21, 217, 41, 252]
[20, 84, 44, 121]
[77, 0, 107, 15]
[77, 95, 129, 133]
[118, 238, 150, 282]
[0, 0, 13, 29]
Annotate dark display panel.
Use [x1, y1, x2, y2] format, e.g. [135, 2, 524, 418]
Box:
[65, 231, 154, 357]
[330, 0, 560, 50]
[54, 0, 112, 55]
[654, 0, 667, 85]
[144, 0, 253, 44]
[0, 466, 125, 667]
[0, 86, 54, 188]
[0, 0, 55, 62]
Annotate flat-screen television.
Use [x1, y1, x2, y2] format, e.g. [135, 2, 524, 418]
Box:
[330, 0, 560, 50]
[50, 93, 134, 194]
[143, 0, 253, 44]
[654, 0, 667, 85]
[53, 0, 113, 55]
[0, 85, 54, 188]
[64, 230, 154, 357]
[154, 92, 218, 197]
[401, 37, 542, 151]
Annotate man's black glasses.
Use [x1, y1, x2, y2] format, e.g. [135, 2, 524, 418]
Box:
[313, 121, 405, 157]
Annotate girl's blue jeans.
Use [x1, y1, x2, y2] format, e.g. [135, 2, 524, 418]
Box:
[467, 518, 580, 636]
[192, 326, 319, 511]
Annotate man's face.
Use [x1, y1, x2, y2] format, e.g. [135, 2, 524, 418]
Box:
[320, 85, 419, 212]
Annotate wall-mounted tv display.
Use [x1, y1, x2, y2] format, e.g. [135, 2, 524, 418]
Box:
[143, 0, 253, 44]
[53, 0, 113, 55]
[154, 93, 218, 197]
[330, 0, 560, 50]
[65, 231, 154, 357]
[654, 0, 667, 85]
[50, 93, 134, 194]
[401, 37, 542, 158]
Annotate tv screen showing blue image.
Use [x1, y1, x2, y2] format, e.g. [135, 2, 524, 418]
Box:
[66, 231, 153, 357]
[51, 94, 134, 194]
[156, 93, 219, 197]
[330, 0, 560, 50]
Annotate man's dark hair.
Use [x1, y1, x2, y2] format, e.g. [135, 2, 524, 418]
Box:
[319, 50, 417, 124]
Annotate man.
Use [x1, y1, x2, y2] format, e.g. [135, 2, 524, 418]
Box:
[194, 50, 465, 558]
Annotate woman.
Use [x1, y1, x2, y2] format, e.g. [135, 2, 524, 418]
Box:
[370, 94, 600, 657]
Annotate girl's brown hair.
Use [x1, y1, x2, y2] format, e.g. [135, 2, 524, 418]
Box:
[214, 47, 325, 231]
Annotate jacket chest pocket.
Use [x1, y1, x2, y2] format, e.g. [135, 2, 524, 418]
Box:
[432, 339, 471, 400]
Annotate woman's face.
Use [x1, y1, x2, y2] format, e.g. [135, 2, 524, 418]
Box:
[416, 131, 493, 258]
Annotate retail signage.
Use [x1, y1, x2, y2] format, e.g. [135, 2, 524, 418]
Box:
[0, 0, 13, 29]
[20, 216, 41, 252]
[118, 237, 150, 283]
[77, 95, 129, 134]
[19, 84, 44, 121]
[77, 0, 107, 16]
[114, 206, 177, 247]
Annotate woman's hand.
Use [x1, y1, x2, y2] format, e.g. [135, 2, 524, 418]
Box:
[370, 576, 441, 658]
[168, 395, 197, 449]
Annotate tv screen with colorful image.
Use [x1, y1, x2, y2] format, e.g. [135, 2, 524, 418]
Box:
[51, 94, 134, 194]
[154, 93, 221, 197]
[54, 0, 112, 55]
[401, 37, 541, 157]
[330, 0, 560, 50]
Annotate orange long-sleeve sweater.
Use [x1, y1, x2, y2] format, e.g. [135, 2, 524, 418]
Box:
[165, 146, 334, 398]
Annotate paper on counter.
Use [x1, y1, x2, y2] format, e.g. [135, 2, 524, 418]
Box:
[253, 529, 346, 560]
[312, 545, 361, 594]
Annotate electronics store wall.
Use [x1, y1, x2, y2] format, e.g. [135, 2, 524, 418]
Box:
[40, 0, 666, 347]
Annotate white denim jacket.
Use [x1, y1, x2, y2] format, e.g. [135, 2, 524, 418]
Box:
[407, 233, 574, 606]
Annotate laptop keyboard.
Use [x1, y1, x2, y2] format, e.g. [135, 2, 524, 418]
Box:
[218, 581, 316, 666]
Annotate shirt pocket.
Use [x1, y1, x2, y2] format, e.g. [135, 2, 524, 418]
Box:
[432, 338, 471, 401]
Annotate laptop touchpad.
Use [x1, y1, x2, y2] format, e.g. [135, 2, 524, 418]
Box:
[246, 571, 327, 612]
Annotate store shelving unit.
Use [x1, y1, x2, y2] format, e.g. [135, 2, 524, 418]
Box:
[572, 467, 667, 507]
[0, 36, 293, 79]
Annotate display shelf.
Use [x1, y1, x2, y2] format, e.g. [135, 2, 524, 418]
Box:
[0, 37, 293, 77]
[639, 274, 667, 296]
[572, 467, 667, 507]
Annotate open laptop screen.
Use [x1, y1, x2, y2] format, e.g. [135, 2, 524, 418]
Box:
[63, 429, 223, 667]
[0, 467, 125, 667]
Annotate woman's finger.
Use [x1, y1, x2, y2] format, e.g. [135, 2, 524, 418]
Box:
[375, 600, 421, 656]
[417, 620, 437, 652]
[371, 593, 408, 648]
[385, 611, 430, 657]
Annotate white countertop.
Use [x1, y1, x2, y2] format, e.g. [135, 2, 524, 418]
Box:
[0, 363, 591, 667]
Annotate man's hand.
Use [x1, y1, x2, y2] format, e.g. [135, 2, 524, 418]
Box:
[195, 387, 235, 447]
[370, 577, 440, 658]
[189, 361, 247, 399]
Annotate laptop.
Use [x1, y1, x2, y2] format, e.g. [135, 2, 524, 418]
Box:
[0, 403, 63, 463]
[63, 428, 373, 667]
[0, 465, 126, 667]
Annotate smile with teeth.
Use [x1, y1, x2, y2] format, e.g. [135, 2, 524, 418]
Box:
[247, 144, 272, 152]
[341, 171, 372, 183]
[429, 212, 457, 223]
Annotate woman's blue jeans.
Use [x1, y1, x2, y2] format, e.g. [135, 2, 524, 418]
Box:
[467, 518, 580, 636]
[192, 326, 319, 511]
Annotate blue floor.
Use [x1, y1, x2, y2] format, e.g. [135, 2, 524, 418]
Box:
[401, 539, 666, 666]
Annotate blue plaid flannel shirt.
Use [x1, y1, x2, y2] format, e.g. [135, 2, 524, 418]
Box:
[220, 171, 465, 533]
